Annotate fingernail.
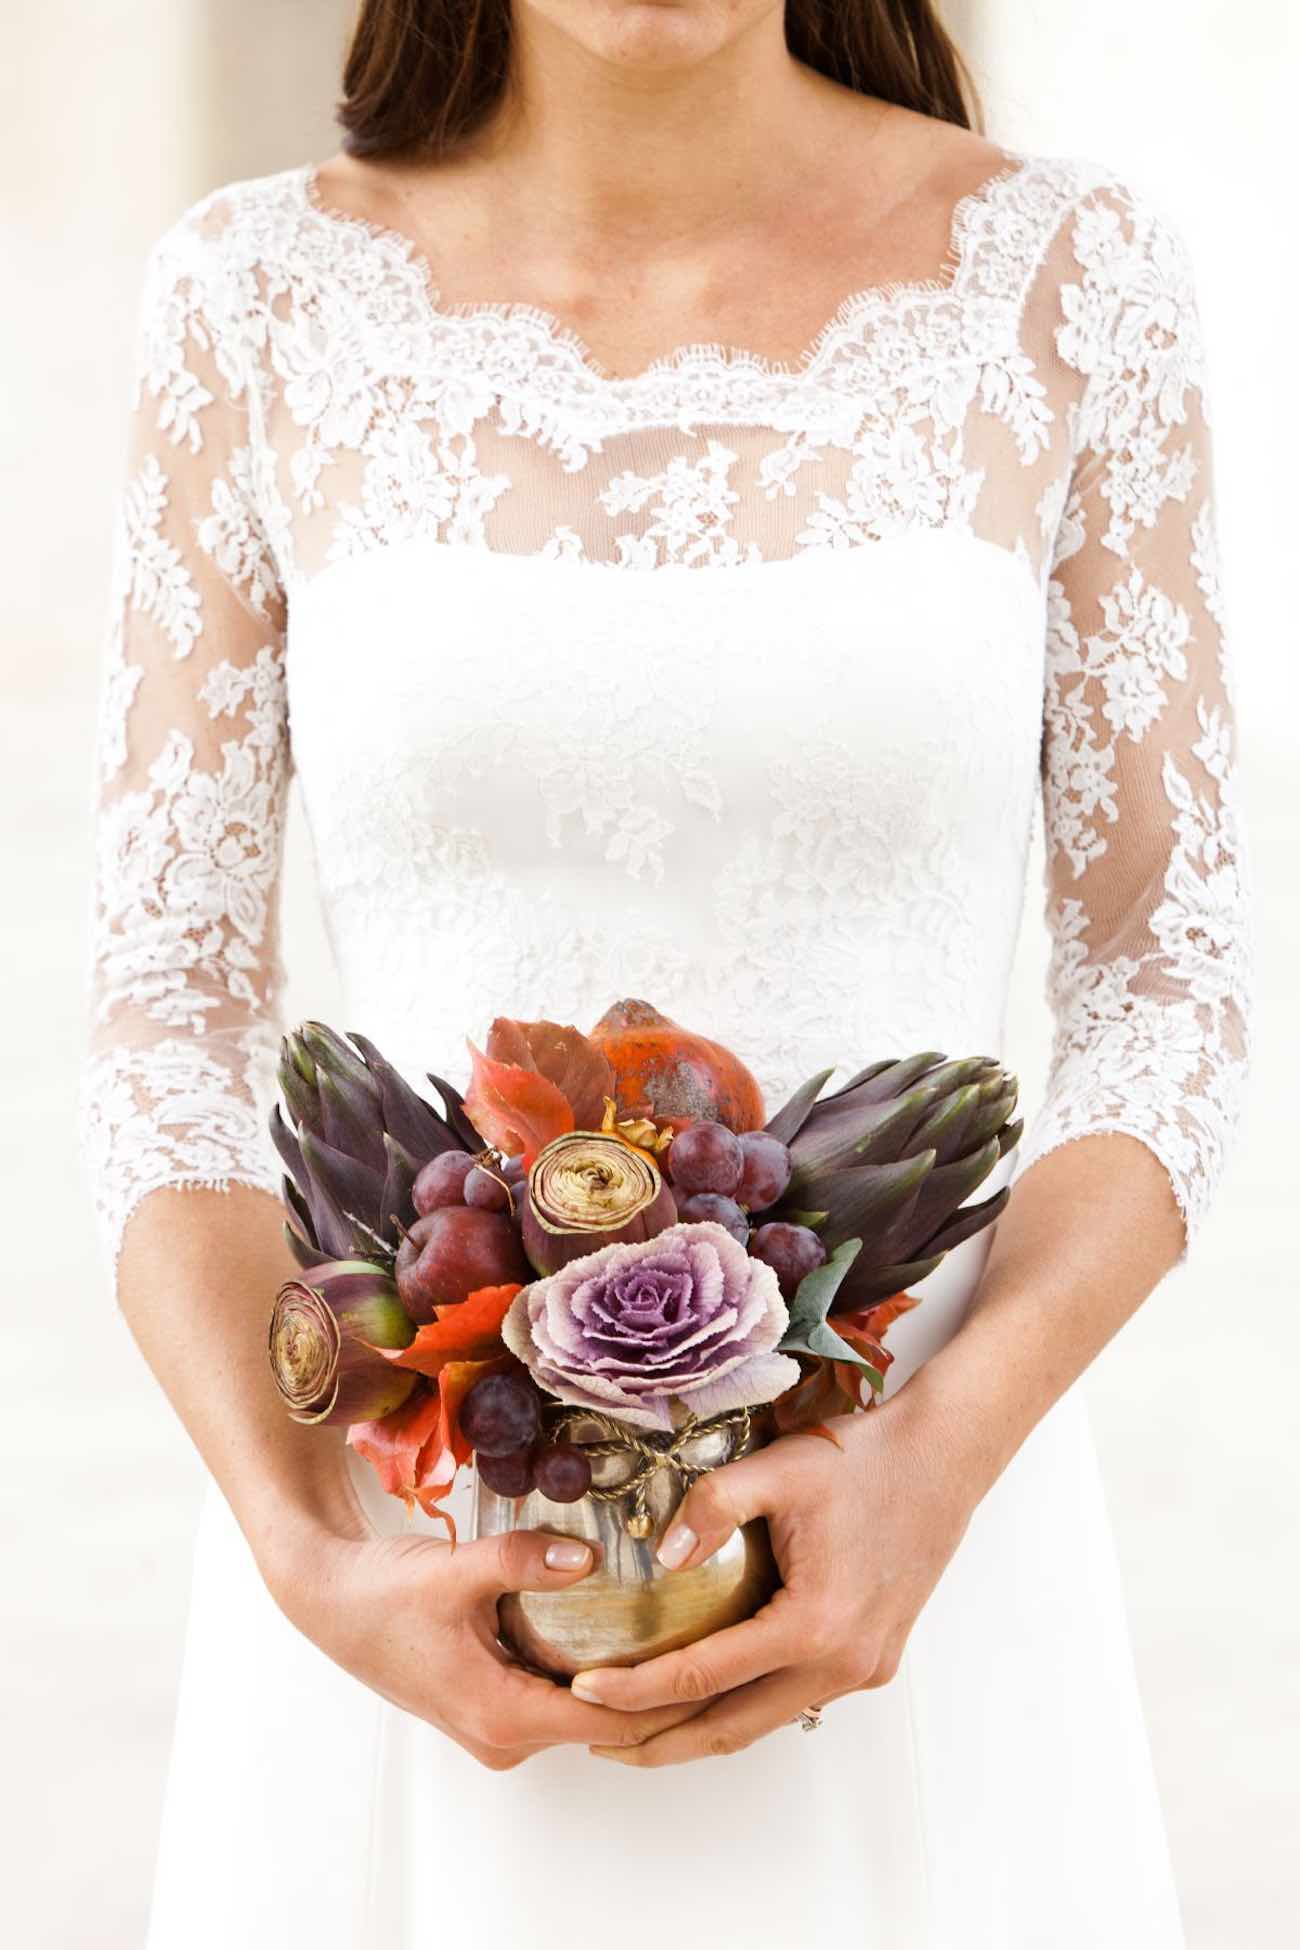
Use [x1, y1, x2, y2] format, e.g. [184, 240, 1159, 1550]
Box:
[656, 1522, 697, 1569]
[545, 1539, 592, 1572]
[571, 1672, 607, 1703]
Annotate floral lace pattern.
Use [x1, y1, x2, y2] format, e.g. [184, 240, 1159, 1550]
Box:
[1029, 188, 1250, 1235]
[77, 144, 1251, 1294]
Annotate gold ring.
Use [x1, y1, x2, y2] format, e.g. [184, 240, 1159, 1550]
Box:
[796, 1706, 823, 1731]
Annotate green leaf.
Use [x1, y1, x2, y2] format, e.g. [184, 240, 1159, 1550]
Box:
[778, 1238, 883, 1380]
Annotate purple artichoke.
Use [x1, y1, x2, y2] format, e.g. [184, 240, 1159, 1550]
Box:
[268, 1259, 417, 1426]
[521, 1128, 677, 1275]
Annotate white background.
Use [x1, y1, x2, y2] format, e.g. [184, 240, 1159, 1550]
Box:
[1, 3, 1295, 1942]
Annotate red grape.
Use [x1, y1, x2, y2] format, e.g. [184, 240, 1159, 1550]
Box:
[749, 1221, 827, 1296]
[412, 1149, 474, 1215]
[464, 1162, 513, 1212]
[533, 1442, 593, 1503]
[476, 1446, 537, 1497]
[461, 1371, 543, 1455]
[736, 1130, 792, 1212]
[667, 1121, 743, 1196]
[677, 1192, 750, 1244]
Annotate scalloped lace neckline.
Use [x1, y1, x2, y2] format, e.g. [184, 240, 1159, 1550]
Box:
[293, 149, 1033, 389]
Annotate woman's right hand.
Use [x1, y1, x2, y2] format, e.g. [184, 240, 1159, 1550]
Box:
[272, 1524, 706, 1771]
[113, 1193, 698, 1772]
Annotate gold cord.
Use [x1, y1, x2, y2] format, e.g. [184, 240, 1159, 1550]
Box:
[546, 1405, 752, 1538]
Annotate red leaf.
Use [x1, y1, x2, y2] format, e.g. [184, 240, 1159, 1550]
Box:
[485, 1018, 614, 1132]
[371, 1283, 523, 1376]
[463, 1039, 574, 1165]
[772, 1355, 860, 1436]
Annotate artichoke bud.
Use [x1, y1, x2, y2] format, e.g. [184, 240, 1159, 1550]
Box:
[278, 1043, 324, 1138]
[318, 1067, 388, 1176]
[765, 1050, 1021, 1297]
[268, 1260, 417, 1427]
[301, 1020, 377, 1098]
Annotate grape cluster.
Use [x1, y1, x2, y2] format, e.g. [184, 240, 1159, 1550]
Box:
[413, 1148, 527, 1216]
[397, 1150, 531, 1320]
[461, 1370, 594, 1503]
[666, 1120, 825, 1297]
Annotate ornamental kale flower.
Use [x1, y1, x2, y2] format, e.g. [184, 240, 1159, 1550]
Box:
[501, 1219, 800, 1433]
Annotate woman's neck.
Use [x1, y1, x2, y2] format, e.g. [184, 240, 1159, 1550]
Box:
[477, 8, 873, 251]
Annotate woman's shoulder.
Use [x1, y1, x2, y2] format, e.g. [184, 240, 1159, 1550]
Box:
[141, 161, 312, 285]
[1009, 143, 1200, 273]
[125, 165, 317, 407]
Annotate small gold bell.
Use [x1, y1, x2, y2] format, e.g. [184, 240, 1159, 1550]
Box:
[625, 1510, 654, 1540]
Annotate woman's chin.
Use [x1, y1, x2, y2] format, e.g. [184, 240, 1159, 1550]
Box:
[525, 0, 760, 75]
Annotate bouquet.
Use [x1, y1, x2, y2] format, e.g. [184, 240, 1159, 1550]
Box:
[266, 999, 1020, 1670]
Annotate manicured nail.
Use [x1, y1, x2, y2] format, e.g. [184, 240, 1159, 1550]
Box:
[571, 1672, 607, 1703]
[656, 1522, 697, 1569]
[545, 1539, 592, 1572]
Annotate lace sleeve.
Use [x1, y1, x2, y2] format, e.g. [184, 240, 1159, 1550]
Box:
[1017, 178, 1253, 1252]
[76, 204, 291, 1299]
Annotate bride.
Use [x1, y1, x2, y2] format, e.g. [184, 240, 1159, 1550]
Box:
[79, 3, 1250, 1945]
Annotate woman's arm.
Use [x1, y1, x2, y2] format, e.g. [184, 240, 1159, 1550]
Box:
[82, 198, 700, 1769]
[119, 1185, 371, 1567]
[574, 175, 1252, 1762]
[902, 1131, 1184, 1497]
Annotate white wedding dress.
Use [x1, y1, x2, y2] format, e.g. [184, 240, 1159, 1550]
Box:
[77, 144, 1250, 1948]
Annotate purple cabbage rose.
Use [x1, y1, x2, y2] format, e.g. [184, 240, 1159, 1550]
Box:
[500, 1218, 801, 1433]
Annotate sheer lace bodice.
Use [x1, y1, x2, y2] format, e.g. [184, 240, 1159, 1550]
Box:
[77, 145, 1252, 1295]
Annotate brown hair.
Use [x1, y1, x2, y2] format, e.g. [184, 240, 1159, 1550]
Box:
[337, 2, 984, 159]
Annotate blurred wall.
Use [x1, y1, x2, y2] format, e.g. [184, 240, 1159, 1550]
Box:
[962, 13, 1299, 1950]
[0, 7, 355, 1945]
[1, 4, 1294, 1945]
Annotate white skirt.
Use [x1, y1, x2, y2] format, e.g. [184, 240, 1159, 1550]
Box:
[144, 1233, 1186, 1949]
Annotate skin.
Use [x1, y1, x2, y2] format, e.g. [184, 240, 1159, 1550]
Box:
[118, 2, 1187, 1770]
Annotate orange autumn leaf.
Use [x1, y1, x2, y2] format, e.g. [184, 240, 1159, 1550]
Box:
[370, 1283, 523, 1376]
[348, 1385, 444, 1503]
[836, 1292, 921, 1340]
[463, 1038, 574, 1166]
[829, 1291, 922, 1384]
[803, 1422, 846, 1452]
[833, 1321, 894, 1380]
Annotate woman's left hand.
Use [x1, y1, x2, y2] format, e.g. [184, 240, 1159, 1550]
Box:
[571, 1388, 982, 1765]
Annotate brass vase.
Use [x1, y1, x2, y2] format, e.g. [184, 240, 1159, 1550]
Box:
[472, 1411, 780, 1679]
